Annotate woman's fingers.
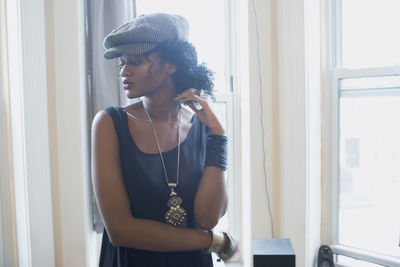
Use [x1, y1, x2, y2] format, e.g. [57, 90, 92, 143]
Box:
[182, 88, 200, 96]
[175, 90, 210, 104]
[176, 93, 202, 102]
[185, 101, 203, 114]
[174, 88, 195, 98]
[174, 88, 203, 101]
[176, 94, 208, 108]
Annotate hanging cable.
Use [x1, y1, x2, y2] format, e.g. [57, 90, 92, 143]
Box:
[250, 0, 275, 238]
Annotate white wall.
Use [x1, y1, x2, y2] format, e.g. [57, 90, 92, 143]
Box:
[247, 0, 322, 267]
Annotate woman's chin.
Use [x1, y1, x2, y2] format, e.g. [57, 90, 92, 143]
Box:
[126, 90, 140, 99]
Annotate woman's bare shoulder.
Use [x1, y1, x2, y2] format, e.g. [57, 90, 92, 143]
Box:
[91, 110, 119, 163]
[91, 109, 118, 139]
[92, 109, 112, 126]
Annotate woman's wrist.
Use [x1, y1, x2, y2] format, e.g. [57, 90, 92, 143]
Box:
[209, 120, 225, 135]
[210, 127, 225, 135]
[205, 230, 238, 261]
[204, 134, 228, 171]
[206, 230, 225, 253]
[217, 232, 237, 261]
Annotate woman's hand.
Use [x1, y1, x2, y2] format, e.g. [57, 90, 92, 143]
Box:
[174, 88, 225, 135]
[218, 233, 239, 261]
[207, 231, 239, 262]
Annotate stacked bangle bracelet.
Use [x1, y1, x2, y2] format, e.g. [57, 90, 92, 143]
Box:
[204, 134, 227, 171]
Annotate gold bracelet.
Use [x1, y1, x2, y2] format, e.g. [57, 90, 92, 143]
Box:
[206, 230, 225, 253]
[217, 232, 236, 260]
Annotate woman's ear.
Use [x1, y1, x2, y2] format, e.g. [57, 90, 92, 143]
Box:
[166, 62, 177, 75]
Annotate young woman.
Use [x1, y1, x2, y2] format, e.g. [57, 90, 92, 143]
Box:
[91, 13, 238, 266]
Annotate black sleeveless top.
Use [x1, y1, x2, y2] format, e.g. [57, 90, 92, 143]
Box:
[99, 106, 213, 267]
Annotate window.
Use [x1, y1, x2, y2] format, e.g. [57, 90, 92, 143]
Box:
[327, 0, 400, 266]
[135, 0, 229, 93]
[340, 0, 400, 69]
[135, 1, 236, 264]
[135, 0, 235, 224]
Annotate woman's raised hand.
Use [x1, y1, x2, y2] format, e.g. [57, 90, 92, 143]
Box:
[174, 88, 225, 135]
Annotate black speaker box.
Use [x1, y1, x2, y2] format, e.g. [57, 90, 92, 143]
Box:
[317, 245, 334, 267]
[252, 238, 296, 267]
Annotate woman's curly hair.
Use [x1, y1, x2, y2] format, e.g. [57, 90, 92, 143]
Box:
[145, 40, 215, 96]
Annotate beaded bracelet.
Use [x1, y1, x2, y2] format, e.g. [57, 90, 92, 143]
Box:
[204, 134, 227, 171]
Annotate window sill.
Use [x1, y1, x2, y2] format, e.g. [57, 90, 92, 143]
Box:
[331, 244, 400, 267]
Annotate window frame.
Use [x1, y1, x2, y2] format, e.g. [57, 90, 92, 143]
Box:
[325, 0, 400, 266]
[211, 0, 240, 241]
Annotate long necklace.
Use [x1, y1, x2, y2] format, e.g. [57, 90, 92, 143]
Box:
[144, 106, 187, 228]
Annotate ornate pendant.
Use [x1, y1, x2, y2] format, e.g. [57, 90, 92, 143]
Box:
[165, 188, 187, 228]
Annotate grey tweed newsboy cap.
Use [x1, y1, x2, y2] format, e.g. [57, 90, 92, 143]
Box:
[103, 13, 189, 60]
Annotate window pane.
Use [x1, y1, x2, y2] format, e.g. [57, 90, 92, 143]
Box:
[341, 0, 400, 68]
[135, 0, 227, 92]
[338, 76, 400, 257]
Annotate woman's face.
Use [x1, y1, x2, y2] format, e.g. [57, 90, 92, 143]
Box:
[119, 52, 174, 99]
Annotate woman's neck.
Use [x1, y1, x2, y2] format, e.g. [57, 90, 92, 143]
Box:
[142, 93, 181, 122]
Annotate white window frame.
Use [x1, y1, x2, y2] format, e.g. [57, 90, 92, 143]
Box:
[214, 0, 239, 236]
[324, 1, 400, 266]
[196, 2, 243, 262]
[210, 1, 247, 265]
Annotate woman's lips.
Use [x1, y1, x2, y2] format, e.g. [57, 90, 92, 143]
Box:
[123, 83, 134, 90]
